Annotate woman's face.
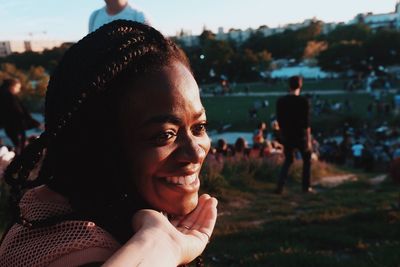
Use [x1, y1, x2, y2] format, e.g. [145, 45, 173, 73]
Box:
[119, 61, 210, 216]
[10, 83, 21, 95]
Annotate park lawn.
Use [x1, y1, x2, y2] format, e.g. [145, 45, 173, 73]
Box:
[202, 93, 396, 133]
[200, 168, 400, 267]
[202, 80, 347, 93]
[232, 79, 349, 93]
[202, 79, 400, 93]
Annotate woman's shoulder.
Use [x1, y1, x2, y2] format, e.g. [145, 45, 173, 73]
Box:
[0, 186, 120, 267]
[1, 220, 120, 267]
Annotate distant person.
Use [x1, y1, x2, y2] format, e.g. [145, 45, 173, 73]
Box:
[253, 121, 267, 146]
[275, 76, 313, 194]
[89, 0, 151, 33]
[0, 141, 15, 179]
[351, 139, 364, 168]
[216, 138, 231, 157]
[233, 137, 249, 160]
[0, 78, 40, 155]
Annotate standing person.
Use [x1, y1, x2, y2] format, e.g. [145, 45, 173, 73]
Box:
[1, 21, 217, 266]
[0, 79, 40, 155]
[275, 76, 313, 194]
[89, 0, 151, 33]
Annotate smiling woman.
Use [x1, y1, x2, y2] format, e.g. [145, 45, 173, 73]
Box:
[118, 62, 210, 216]
[0, 20, 217, 267]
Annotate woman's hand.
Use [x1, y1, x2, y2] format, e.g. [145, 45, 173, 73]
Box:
[132, 194, 218, 265]
[103, 194, 217, 267]
[169, 194, 218, 264]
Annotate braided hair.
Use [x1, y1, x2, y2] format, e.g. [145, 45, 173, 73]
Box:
[3, 20, 195, 244]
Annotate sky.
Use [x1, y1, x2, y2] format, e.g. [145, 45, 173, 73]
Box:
[0, 0, 398, 41]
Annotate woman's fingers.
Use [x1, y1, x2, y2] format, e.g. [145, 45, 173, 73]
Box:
[178, 196, 218, 243]
[190, 197, 218, 240]
[177, 194, 211, 229]
[177, 198, 218, 264]
[172, 194, 210, 234]
[170, 194, 210, 227]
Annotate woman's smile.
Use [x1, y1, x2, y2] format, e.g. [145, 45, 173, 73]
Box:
[164, 173, 198, 186]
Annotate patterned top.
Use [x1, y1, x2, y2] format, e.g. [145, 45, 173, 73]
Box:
[0, 186, 121, 267]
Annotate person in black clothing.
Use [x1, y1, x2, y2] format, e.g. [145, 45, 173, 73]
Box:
[0, 78, 40, 155]
[275, 76, 313, 194]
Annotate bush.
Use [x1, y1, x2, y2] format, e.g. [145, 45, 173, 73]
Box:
[200, 167, 229, 194]
[200, 154, 342, 193]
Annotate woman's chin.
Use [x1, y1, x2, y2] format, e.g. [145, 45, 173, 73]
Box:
[163, 195, 198, 216]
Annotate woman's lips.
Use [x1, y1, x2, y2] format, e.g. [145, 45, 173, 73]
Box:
[165, 173, 197, 186]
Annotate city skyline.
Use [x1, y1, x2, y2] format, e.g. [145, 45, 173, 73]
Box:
[0, 0, 398, 41]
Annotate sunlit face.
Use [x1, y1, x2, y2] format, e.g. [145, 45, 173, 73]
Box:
[10, 83, 21, 95]
[119, 61, 210, 216]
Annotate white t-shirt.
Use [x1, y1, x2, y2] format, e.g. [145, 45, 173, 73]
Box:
[89, 4, 151, 33]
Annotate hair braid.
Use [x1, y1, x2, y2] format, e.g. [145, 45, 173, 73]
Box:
[4, 134, 47, 219]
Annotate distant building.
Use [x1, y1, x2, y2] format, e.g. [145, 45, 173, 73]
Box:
[0, 41, 25, 57]
[175, 2, 400, 47]
[175, 30, 199, 47]
[257, 26, 282, 37]
[0, 40, 63, 57]
[215, 19, 324, 43]
[216, 27, 254, 43]
[180, 18, 340, 47]
[322, 22, 343, 34]
[349, 1, 400, 30]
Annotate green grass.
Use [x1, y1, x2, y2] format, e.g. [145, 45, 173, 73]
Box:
[202, 80, 348, 93]
[202, 92, 396, 132]
[201, 79, 400, 93]
[198, 162, 400, 267]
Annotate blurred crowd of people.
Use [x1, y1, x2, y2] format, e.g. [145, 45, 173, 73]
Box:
[205, 121, 320, 167]
[205, 118, 400, 178]
[319, 123, 400, 173]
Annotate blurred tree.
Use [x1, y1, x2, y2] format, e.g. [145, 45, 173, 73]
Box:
[29, 66, 49, 97]
[199, 30, 216, 46]
[318, 41, 367, 72]
[303, 41, 328, 59]
[35, 77, 50, 97]
[241, 31, 266, 53]
[296, 21, 323, 42]
[204, 40, 234, 71]
[227, 49, 271, 82]
[0, 63, 32, 95]
[321, 24, 372, 44]
[244, 21, 323, 60]
[365, 29, 400, 67]
[29, 66, 46, 80]
[0, 43, 72, 72]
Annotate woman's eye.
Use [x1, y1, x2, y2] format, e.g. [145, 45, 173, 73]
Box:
[153, 131, 176, 145]
[192, 123, 208, 136]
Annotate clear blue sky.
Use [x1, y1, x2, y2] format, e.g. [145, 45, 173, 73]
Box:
[0, 0, 398, 41]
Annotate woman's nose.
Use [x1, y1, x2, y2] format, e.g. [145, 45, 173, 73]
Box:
[176, 134, 207, 164]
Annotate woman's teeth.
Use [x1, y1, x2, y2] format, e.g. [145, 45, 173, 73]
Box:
[165, 174, 197, 185]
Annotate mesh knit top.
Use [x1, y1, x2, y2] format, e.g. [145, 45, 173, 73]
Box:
[0, 186, 121, 267]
